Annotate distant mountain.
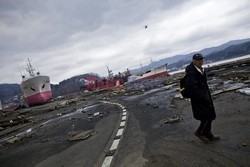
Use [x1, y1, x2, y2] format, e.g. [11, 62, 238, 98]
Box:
[130, 38, 250, 74]
[169, 41, 250, 68]
[200, 38, 250, 55]
[205, 41, 250, 61]
[51, 73, 100, 97]
[0, 84, 21, 104]
[168, 40, 250, 69]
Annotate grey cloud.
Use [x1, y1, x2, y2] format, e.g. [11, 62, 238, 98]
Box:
[1, 0, 250, 84]
[0, 0, 109, 55]
[103, 0, 186, 26]
[0, 0, 186, 55]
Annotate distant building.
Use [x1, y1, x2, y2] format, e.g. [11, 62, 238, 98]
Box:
[0, 100, 2, 110]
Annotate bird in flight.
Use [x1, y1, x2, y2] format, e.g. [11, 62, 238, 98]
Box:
[145, 25, 148, 29]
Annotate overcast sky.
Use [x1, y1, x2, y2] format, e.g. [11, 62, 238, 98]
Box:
[0, 0, 250, 84]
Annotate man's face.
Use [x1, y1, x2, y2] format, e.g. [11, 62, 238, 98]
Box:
[193, 58, 203, 68]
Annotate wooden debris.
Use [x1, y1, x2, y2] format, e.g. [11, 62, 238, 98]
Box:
[212, 85, 245, 96]
[0, 123, 31, 137]
[68, 129, 95, 141]
[164, 117, 181, 124]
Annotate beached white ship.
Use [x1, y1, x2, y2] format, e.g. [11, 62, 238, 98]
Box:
[128, 64, 169, 82]
[20, 59, 52, 106]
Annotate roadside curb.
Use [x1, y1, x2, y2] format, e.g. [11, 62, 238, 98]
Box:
[99, 101, 128, 167]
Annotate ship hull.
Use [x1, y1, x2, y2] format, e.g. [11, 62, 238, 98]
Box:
[25, 91, 52, 106]
[21, 75, 52, 106]
[140, 71, 168, 80]
[129, 64, 169, 82]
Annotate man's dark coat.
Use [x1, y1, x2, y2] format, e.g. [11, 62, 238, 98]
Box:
[185, 63, 216, 120]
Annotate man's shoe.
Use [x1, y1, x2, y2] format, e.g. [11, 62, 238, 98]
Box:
[194, 132, 210, 141]
[206, 134, 220, 141]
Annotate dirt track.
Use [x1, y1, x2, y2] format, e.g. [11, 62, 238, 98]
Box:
[114, 89, 250, 167]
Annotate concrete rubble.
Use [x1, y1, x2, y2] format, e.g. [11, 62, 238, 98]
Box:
[6, 136, 21, 144]
[237, 88, 250, 95]
[242, 143, 247, 147]
[93, 112, 100, 116]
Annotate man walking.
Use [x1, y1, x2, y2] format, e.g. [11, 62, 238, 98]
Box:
[185, 53, 220, 141]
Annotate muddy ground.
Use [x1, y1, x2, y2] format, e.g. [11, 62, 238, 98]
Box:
[0, 59, 250, 167]
[114, 88, 250, 167]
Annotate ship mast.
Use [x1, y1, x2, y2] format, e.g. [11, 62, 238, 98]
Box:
[107, 66, 113, 78]
[140, 62, 144, 73]
[26, 58, 36, 77]
[150, 57, 153, 63]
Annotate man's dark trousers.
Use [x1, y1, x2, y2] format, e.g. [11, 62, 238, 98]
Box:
[197, 119, 212, 136]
